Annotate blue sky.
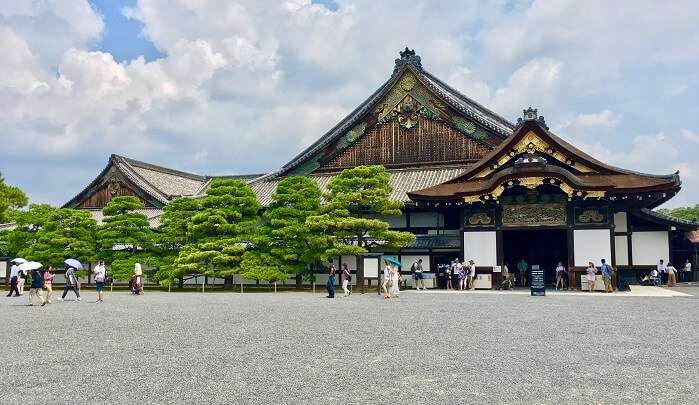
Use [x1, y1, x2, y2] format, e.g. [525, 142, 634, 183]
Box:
[1, 0, 698, 208]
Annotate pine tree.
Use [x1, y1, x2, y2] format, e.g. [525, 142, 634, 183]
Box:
[307, 165, 414, 292]
[241, 176, 325, 286]
[0, 204, 54, 258]
[22, 208, 97, 268]
[153, 197, 201, 287]
[174, 179, 260, 286]
[97, 196, 155, 280]
[0, 171, 27, 224]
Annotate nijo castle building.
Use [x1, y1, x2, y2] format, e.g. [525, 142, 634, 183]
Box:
[65, 49, 698, 289]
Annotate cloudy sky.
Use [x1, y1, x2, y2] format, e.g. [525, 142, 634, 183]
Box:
[1, 0, 698, 207]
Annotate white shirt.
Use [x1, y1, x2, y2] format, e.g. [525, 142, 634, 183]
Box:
[468, 264, 476, 276]
[413, 262, 423, 273]
[586, 266, 597, 280]
[502, 265, 509, 276]
[556, 265, 565, 274]
[10, 265, 19, 278]
[93, 264, 106, 282]
[657, 263, 667, 273]
[383, 267, 390, 281]
[685, 262, 692, 272]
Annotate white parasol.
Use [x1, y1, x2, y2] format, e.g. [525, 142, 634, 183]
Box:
[18, 261, 42, 271]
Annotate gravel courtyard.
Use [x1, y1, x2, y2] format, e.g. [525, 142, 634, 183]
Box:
[2, 289, 697, 404]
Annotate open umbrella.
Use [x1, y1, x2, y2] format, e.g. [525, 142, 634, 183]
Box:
[11, 258, 27, 264]
[18, 261, 42, 271]
[64, 258, 83, 270]
[383, 256, 401, 267]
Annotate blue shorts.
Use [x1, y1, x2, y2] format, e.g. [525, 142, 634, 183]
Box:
[414, 272, 424, 280]
[96, 282, 104, 292]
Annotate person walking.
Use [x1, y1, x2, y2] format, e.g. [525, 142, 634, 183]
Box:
[43, 266, 55, 303]
[555, 261, 566, 290]
[457, 260, 466, 291]
[130, 262, 144, 295]
[93, 260, 106, 303]
[382, 261, 391, 299]
[59, 266, 81, 301]
[27, 268, 46, 306]
[666, 262, 678, 287]
[657, 259, 667, 285]
[586, 261, 597, 292]
[391, 263, 400, 298]
[518, 259, 528, 287]
[467, 260, 476, 290]
[683, 259, 692, 282]
[412, 259, 425, 291]
[600, 259, 614, 293]
[340, 263, 351, 297]
[6, 261, 20, 297]
[446, 260, 455, 290]
[17, 267, 27, 295]
[325, 261, 336, 299]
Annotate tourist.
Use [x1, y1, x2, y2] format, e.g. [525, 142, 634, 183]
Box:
[43, 266, 55, 303]
[683, 259, 692, 282]
[93, 260, 106, 303]
[131, 262, 144, 295]
[6, 260, 20, 297]
[666, 262, 678, 287]
[17, 267, 27, 295]
[457, 260, 466, 290]
[555, 261, 566, 291]
[340, 263, 351, 297]
[600, 259, 613, 293]
[391, 263, 400, 298]
[412, 259, 425, 291]
[446, 260, 454, 290]
[60, 266, 81, 301]
[325, 260, 336, 299]
[27, 268, 46, 307]
[586, 261, 597, 292]
[382, 261, 391, 299]
[518, 259, 528, 287]
[502, 262, 509, 280]
[657, 259, 667, 285]
[467, 260, 476, 290]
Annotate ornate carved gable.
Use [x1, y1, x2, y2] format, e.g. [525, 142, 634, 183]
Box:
[75, 167, 153, 209]
[309, 71, 503, 172]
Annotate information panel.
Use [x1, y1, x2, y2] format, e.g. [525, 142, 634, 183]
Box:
[530, 267, 545, 296]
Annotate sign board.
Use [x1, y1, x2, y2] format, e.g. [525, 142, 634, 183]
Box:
[532, 265, 540, 270]
[530, 267, 545, 296]
[363, 257, 379, 278]
[492, 265, 502, 273]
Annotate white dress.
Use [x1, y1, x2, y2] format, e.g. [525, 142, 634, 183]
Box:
[391, 267, 400, 295]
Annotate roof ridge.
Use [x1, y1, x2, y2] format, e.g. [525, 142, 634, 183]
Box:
[113, 154, 206, 181]
[113, 157, 170, 202]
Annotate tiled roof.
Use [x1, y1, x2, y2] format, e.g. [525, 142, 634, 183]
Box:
[87, 208, 163, 229]
[405, 234, 461, 249]
[249, 166, 468, 206]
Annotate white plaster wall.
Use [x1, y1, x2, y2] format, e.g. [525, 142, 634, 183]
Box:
[614, 235, 629, 266]
[400, 254, 430, 272]
[463, 231, 497, 266]
[631, 231, 669, 265]
[573, 229, 612, 267]
[614, 212, 628, 233]
[340, 255, 357, 270]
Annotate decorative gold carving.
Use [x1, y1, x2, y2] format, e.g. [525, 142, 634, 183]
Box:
[518, 176, 544, 189]
[468, 212, 492, 225]
[502, 203, 566, 227]
[474, 131, 594, 178]
[578, 209, 604, 223]
[376, 72, 442, 123]
[585, 191, 605, 199]
[399, 73, 416, 91]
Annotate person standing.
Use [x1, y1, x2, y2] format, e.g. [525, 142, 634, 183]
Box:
[325, 261, 336, 299]
[382, 261, 391, 299]
[657, 259, 667, 285]
[93, 260, 106, 303]
[586, 261, 597, 293]
[131, 262, 144, 295]
[27, 268, 46, 306]
[683, 259, 692, 282]
[555, 262, 566, 291]
[6, 261, 20, 297]
[600, 259, 614, 293]
[43, 266, 55, 303]
[340, 263, 351, 297]
[518, 259, 528, 287]
[467, 260, 476, 290]
[666, 262, 678, 287]
[457, 261, 466, 291]
[412, 259, 425, 291]
[59, 266, 81, 301]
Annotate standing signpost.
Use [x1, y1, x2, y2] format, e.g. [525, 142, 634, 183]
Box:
[530, 265, 545, 296]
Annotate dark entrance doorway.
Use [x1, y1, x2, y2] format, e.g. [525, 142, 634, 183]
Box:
[503, 229, 568, 286]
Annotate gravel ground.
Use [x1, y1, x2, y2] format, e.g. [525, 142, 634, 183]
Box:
[1, 289, 697, 404]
